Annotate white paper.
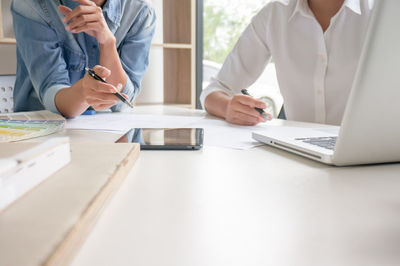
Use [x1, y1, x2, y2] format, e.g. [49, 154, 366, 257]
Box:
[66, 113, 273, 150]
[66, 113, 204, 132]
[184, 117, 264, 150]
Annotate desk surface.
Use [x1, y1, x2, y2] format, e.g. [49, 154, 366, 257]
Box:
[63, 106, 400, 266]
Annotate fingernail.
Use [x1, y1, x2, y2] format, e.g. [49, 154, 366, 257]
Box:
[117, 83, 123, 91]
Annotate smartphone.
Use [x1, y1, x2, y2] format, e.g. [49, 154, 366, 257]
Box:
[116, 128, 204, 150]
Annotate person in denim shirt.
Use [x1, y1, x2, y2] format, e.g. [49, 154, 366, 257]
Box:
[11, 0, 156, 117]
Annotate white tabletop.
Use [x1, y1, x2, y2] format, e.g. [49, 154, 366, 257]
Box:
[69, 106, 400, 266]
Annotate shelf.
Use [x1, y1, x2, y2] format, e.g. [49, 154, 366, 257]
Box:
[0, 38, 16, 44]
[140, 0, 197, 108]
[163, 0, 192, 44]
[151, 43, 193, 49]
[164, 49, 192, 105]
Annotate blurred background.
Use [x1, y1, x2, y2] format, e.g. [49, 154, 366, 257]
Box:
[0, 0, 282, 115]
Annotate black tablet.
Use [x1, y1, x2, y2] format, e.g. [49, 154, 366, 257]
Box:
[116, 128, 204, 150]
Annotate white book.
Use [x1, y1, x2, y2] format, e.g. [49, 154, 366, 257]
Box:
[0, 138, 71, 212]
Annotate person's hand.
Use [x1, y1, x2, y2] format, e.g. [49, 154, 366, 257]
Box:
[58, 0, 115, 45]
[225, 95, 271, 126]
[80, 65, 128, 111]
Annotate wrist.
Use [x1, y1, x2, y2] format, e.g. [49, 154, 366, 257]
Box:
[99, 35, 116, 49]
[73, 79, 90, 107]
[205, 91, 231, 119]
[55, 82, 89, 118]
[223, 98, 231, 120]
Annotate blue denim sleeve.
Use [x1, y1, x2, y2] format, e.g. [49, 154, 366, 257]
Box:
[111, 5, 156, 112]
[11, 3, 72, 114]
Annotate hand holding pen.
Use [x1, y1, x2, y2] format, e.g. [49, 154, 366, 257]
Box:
[223, 89, 272, 126]
[85, 67, 133, 109]
[241, 89, 271, 120]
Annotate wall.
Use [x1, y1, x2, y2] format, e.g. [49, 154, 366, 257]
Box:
[135, 0, 164, 104]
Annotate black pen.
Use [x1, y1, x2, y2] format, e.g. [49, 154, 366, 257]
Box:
[85, 67, 134, 109]
[241, 89, 269, 119]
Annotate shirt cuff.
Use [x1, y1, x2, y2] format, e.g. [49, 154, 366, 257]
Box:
[111, 79, 136, 112]
[200, 78, 235, 110]
[42, 84, 70, 114]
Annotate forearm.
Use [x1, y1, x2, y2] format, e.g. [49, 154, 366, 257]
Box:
[99, 38, 127, 89]
[204, 91, 232, 119]
[54, 80, 89, 118]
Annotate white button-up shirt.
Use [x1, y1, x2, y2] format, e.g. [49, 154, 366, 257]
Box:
[201, 0, 374, 125]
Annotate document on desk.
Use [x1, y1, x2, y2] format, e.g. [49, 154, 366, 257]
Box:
[66, 113, 204, 133]
[66, 113, 271, 150]
[192, 118, 268, 150]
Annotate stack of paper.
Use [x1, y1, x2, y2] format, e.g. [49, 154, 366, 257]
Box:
[0, 137, 71, 211]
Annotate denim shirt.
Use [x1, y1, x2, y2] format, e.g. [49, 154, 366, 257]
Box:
[11, 0, 156, 114]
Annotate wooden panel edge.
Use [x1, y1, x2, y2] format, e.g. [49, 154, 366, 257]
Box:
[191, 0, 196, 108]
[152, 43, 193, 49]
[0, 0, 4, 39]
[43, 144, 141, 266]
[0, 38, 16, 44]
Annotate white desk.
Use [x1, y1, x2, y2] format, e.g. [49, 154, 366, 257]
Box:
[65, 106, 400, 266]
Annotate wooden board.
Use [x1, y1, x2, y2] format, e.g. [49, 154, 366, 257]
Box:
[163, 0, 192, 44]
[0, 143, 140, 266]
[161, 0, 196, 107]
[164, 48, 192, 104]
[0, 0, 3, 39]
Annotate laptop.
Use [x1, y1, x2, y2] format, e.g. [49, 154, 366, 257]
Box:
[252, 0, 400, 166]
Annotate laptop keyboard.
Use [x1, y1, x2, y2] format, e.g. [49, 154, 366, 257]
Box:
[295, 137, 337, 150]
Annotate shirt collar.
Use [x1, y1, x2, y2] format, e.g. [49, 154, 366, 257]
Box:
[288, 0, 362, 22]
[288, 0, 314, 22]
[102, 0, 122, 27]
[343, 0, 362, 15]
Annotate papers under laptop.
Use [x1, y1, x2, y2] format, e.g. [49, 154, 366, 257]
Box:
[252, 0, 400, 166]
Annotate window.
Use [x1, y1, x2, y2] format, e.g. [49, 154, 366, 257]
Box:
[203, 0, 283, 116]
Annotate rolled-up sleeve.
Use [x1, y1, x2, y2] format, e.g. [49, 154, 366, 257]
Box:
[11, 5, 72, 114]
[200, 11, 272, 109]
[112, 5, 156, 112]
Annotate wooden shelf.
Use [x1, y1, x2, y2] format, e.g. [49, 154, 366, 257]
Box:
[163, 0, 192, 44]
[0, 0, 16, 44]
[162, 0, 197, 108]
[141, 0, 197, 108]
[151, 43, 193, 49]
[154, 1, 196, 106]
[0, 38, 16, 44]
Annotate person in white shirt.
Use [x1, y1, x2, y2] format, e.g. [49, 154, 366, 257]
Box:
[201, 0, 374, 126]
